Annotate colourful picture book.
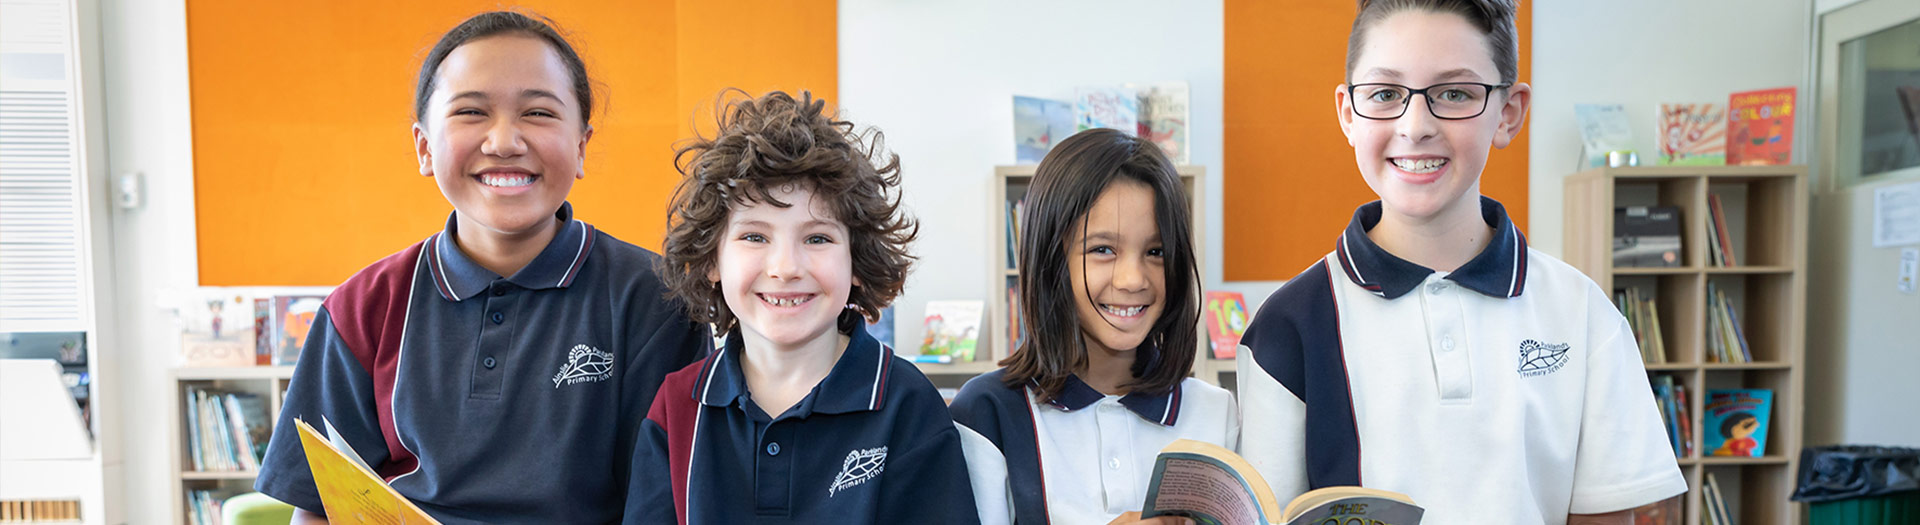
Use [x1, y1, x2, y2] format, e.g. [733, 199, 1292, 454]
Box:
[273, 295, 325, 366]
[1656, 103, 1726, 166]
[1703, 389, 1773, 458]
[1133, 82, 1190, 164]
[1726, 87, 1796, 166]
[1013, 96, 1076, 164]
[179, 290, 258, 368]
[1075, 86, 1139, 136]
[295, 418, 441, 524]
[1202, 291, 1249, 359]
[919, 300, 984, 363]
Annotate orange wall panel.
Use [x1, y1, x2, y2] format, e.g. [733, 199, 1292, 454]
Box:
[1223, 1, 1531, 281]
[189, 0, 835, 286]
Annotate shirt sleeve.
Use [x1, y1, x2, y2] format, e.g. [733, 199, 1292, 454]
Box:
[615, 300, 709, 505]
[1235, 339, 1308, 500]
[955, 423, 1012, 525]
[880, 422, 982, 525]
[622, 414, 677, 525]
[1567, 297, 1689, 513]
[253, 306, 391, 514]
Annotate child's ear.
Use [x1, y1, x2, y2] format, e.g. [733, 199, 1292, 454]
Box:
[412, 122, 433, 176]
[576, 125, 593, 180]
[706, 266, 720, 284]
[1334, 84, 1357, 146]
[1492, 82, 1532, 149]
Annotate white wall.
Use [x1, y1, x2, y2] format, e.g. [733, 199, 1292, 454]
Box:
[1528, 1, 1812, 257]
[838, 0, 1229, 356]
[99, 0, 199, 521]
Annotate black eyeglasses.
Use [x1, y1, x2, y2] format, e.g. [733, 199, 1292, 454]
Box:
[1347, 82, 1510, 120]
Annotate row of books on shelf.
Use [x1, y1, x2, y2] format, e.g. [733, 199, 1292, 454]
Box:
[1650, 375, 1774, 460]
[184, 385, 268, 472]
[1618, 288, 1668, 363]
[185, 490, 230, 525]
[1004, 198, 1026, 270]
[1576, 86, 1796, 168]
[1701, 473, 1736, 525]
[1015, 83, 1189, 166]
[1704, 194, 1739, 267]
[1705, 282, 1754, 363]
[180, 289, 326, 368]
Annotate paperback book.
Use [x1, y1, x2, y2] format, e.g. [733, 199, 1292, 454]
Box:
[919, 300, 984, 363]
[1140, 439, 1423, 525]
[1013, 96, 1076, 164]
[1726, 87, 1796, 166]
[1704, 389, 1773, 458]
[179, 290, 258, 368]
[295, 418, 441, 524]
[1133, 82, 1190, 164]
[1575, 103, 1634, 168]
[273, 295, 325, 366]
[1656, 103, 1726, 166]
[1075, 86, 1139, 136]
[1203, 291, 1249, 359]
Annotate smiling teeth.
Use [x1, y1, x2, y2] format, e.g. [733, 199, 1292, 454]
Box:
[1392, 158, 1447, 173]
[481, 173, 534, 187]
[1101, 305, 1144, 316]
[763, 295, 812, 307]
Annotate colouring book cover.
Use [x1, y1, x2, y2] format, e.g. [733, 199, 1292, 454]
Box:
[1703, 389, 1773, 458]
[1726, 87, 1796, 166]
[1014, 96, 1076, 164]
[1656, 103, 1726, 166]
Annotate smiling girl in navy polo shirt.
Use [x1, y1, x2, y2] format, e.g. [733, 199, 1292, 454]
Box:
[949, 129, 1237, 525]
[625, 90, 977, 525]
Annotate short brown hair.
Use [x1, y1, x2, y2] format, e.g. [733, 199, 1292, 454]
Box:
[1346, 0, 1519, 84]
[999, 129, 1200, 402]
[658, 90, 917, 333]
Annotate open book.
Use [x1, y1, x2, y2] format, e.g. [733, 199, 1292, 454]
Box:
[1140, 439, 1423, 525]
[293, 418, 441, 524]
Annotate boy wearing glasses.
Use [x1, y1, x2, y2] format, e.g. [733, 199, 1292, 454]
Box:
[1236, 1, 1684, 523]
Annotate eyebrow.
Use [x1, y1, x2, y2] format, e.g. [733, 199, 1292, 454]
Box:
[447, 89, 568, 105]
[1357, 68, 1488, 83]
[730, 218, 845, 231]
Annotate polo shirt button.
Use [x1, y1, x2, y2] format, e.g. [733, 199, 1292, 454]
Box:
[490, 311, 505, 324]
[1441, 337, 1455, 351]
[1429, 282, 1448, 295]
[483, 356, 497, 369]
[766, 442, 781, 456]
[1109, 458, 1121, 470]
[492, 287, 506, 296]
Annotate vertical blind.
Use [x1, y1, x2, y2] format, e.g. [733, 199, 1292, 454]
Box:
[0, 0, 87, 332]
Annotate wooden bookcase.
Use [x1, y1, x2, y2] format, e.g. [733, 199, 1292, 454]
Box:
[167, 366, 295, 525]
[912, 165, 1224, 388]
[1562, 165, 1807, 525]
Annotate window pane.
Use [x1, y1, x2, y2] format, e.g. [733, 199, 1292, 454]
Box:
[1842, 17, 1920, 177]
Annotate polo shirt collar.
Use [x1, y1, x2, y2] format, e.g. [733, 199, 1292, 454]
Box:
[1034, 345, 1183, 426]
[424, 202, 596, 302]
[692, 320, 895, 416]
[1333, 196, 1530, 300]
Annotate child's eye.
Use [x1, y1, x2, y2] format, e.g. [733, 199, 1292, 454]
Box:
[1437, 88, 1476, 103]
[739, 233, 767, 243]
[526, 109, 558, 118]
[1366, 89, 1402, 103]
[806, 234, 834, 244]
[454, 108, 485, 117]
[1147, 247, 1166, 258]
[1088, 246, 1115, 255]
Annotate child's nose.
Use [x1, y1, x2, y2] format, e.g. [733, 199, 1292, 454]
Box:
[764, 241, 803, 280]
[1395, 95, 1442, 142]
[1112, 256, 1150, 292]
[481, 119, 528, 157]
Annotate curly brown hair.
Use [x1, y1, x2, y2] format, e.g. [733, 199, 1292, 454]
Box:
[658, 89, 917, 333]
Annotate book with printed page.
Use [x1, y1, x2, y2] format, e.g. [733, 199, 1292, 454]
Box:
[1575, 103, 1634, 168]
[1704, 389, 1772, 458]
[1203, 291, 1249, 359]
[1656, 103, 1726, 166]
[179, 290, 257, 368]
[273, 295, 325, 366]
[1141, 439, 1423, 525]
[294, 418, 442, 524]
[1726, 87, 1796, 166]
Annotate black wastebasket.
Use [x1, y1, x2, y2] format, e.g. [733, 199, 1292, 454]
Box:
[1792, 445, 1920, 524]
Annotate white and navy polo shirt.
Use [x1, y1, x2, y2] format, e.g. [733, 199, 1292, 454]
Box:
[1236, 197, 1685, 524]
[255, 203, 711, 524]
[624, 321, 979, 524]
[949, 366, 1238, 524]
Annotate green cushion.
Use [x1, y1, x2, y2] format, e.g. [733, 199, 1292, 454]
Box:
[221, 492, 296, 525]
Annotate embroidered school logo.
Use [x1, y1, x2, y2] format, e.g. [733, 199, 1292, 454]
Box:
[1517, 339, 1571, 377]
[551, 344, 614, 388]
[828, 446, 888, 497]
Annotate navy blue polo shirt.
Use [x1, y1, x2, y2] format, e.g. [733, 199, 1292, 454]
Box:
[255, 203, 711, 524]
[624, 322, 979, 525]
[1236, 197, 1684, 523]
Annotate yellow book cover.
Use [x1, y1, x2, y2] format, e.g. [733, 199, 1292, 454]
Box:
[293, 418, 441, 524]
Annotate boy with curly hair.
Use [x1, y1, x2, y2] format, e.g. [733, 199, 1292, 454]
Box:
[624, 90, 979, 524]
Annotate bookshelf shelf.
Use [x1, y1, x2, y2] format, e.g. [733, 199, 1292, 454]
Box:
[169, 366, 297, 525]
[985, 165, 1217, 387]
[1564, 165, 1807, 525]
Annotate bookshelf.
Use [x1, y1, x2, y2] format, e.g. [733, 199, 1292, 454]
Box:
[909, 165, 1224, 389]
[1563, 165, 1807, 525]
[167, 366, 295, 525]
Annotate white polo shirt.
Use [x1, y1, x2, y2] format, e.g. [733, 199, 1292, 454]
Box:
[951, 369, 1238, 524]
[1236, 198, 1685, 524]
